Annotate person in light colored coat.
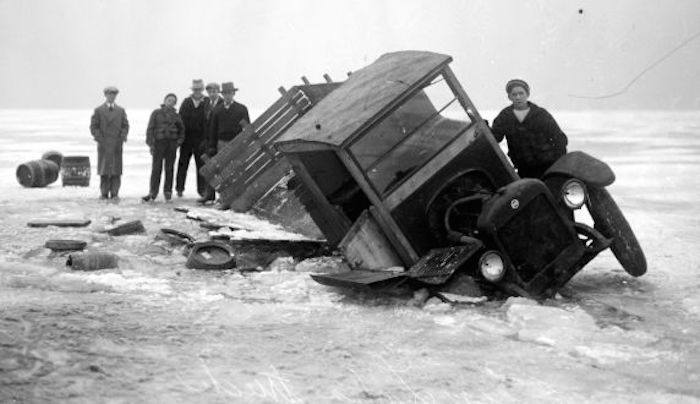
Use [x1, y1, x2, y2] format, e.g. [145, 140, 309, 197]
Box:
[90, 86, 129, 199]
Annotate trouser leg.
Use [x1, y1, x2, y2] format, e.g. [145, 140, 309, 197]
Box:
[110, 175, 121, 198]
[193, 145, 206, 196]
[149, 142, 165, 197]
[198, 141, 217, 202]
[163, 141, 177, 196]
[175, 142, 193, 193]
[100, 175, 110, 198]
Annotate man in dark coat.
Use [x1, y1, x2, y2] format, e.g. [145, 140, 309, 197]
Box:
[491, 79, 567, 179]
[90, 86, 129, 200]
[196, 82, 223, 204]
[198, 81, 249, 207]
[142, 93, 185, 202]
[204, 82, 222, 126]
[175, 79, 209, 197]
[208, 81, 249, 153]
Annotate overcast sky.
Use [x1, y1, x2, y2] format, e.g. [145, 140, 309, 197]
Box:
[1, 0, 699, 110]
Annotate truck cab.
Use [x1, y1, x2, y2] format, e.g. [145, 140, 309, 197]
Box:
[274, 51, 645, 299]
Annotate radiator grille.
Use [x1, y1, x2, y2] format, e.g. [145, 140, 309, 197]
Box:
[498, 194, 571, 282]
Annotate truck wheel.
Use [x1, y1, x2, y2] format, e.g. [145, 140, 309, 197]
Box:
[586, 186, 646, 276]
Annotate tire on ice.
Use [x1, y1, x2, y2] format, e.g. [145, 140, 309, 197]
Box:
[586, 186, 647, 276]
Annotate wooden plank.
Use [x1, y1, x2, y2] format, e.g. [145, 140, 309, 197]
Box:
[297, 83, 342, 104]
[201, 124, 258, 180]
[250, 90, 294, 132]
[228, 160, 292, 212]
[253, 106, 300, 145]
[385, 126, 478, 210]
[301, 76, 311, 85]
[442, 66, 482, 121]
[275, 52, 452, 148]
[211, 149, 262, 188]
[286, 154, 351, 246]
[203, 80, 340, 211]
[254, 91, 303, 137]
[338, 210, 403, 270]
[244, 158, 274, 185]
[210, 136, 269, 188]
[27, 219, 91, 228]
[323, 73, 333, 83]
[336, 150, 419, 265]
[310, 270, 406, 289]
[442, 66, 518, 182]
[201, 89, 301, 181]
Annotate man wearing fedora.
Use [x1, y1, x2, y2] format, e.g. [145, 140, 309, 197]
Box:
[197, 82, 222, 203]
[204, 82, 222, 124]
[90, 86, 129, 200]
[198, 81, 249, 207]
[176, 79, 209, 197]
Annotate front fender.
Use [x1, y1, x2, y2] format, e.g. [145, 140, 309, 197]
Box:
[544, 151, 615, 187]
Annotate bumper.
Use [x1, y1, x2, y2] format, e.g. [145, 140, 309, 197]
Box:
[503, 222, 611, 299]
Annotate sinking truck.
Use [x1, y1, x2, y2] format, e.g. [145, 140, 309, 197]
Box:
[273, 50, 646, 299]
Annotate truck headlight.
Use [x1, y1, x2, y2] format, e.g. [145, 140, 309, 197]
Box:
[479, 250, 505, 282]
[562, 179, 586, 209]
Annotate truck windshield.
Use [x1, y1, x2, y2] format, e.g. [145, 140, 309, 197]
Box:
[349, 76, 472, 195]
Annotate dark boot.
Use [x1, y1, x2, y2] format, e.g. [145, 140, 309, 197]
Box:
[197, 188, 215, 204]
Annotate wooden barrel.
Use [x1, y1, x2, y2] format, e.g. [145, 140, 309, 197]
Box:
[41, 151, 63, 168]
[66, 251, 119, 270]
[61, 155, 91, 187]
[16, 159, 60, 187]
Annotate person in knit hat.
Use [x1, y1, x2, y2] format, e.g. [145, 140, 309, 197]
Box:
[142, 93, 185, 202]
[491, 79, 568, 179]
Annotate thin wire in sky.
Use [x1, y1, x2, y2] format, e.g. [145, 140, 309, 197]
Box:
[569, 31, 700, 100]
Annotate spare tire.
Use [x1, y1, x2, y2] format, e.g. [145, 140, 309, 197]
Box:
[45, 239, 87, 252]
[186, 241, 236, 270]
[586, 186, 647, 276]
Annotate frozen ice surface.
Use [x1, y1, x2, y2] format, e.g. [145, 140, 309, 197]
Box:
[1, 110, 700, 402]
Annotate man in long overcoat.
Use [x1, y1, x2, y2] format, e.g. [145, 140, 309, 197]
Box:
[90, 86, 129, 199]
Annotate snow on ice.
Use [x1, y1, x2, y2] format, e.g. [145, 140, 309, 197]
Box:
[1, 109, 699, 402]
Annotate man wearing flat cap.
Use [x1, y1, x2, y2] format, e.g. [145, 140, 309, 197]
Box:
[176, 79, 209, 197]
[90, 86, 129, 200]
[491, 79, 567, 179]
[199, 81, 249, 207]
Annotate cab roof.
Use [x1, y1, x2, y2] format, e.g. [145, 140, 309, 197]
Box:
[275, 51, 452, 151]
